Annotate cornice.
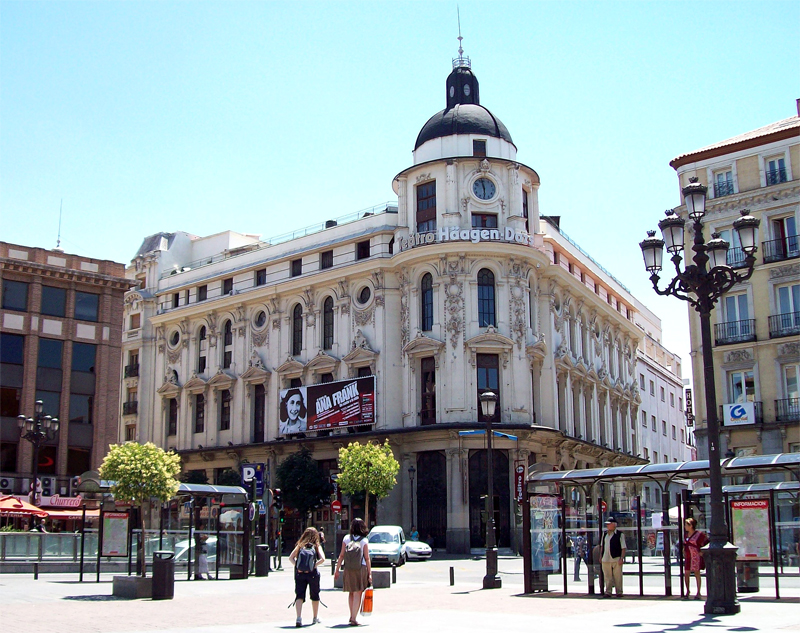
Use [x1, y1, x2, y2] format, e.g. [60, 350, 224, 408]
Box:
[0, 257, 133, 291]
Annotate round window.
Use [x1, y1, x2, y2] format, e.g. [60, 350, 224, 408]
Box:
[254, 310, 267, 328]
[169, 331, 180, 347]
[358, 286, 371, 304]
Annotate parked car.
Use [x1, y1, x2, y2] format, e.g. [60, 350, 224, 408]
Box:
[404, 540, 432, 560]
[367, 525, 406, 566]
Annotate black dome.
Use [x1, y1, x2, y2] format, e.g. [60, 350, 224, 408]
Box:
[414, 104, 514, 150]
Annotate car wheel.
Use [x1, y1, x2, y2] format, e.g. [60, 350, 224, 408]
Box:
[401, 553, 407, 566]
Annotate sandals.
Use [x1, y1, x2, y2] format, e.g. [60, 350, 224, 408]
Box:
[349, 620, 359, 626]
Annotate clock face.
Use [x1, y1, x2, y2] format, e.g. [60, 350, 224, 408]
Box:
[472, 178, 496, 200]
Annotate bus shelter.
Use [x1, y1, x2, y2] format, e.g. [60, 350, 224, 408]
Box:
[522, 452, 800, 598]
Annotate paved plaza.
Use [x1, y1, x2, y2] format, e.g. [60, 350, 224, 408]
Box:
[2, 555, 798, 633]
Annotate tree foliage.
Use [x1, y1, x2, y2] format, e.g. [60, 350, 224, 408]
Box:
[276, 446, 333, 525]
[180, 469, 209, 485]
[216, 468, 243, 487]
[337, 441, 399, 522]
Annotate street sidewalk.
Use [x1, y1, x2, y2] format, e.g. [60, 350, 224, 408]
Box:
[1, 556, 798, 633]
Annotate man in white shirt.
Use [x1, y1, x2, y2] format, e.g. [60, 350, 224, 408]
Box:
[600, 517, 626, 597]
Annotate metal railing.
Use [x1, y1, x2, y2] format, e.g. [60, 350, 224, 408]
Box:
[726, 247, 747, 268]
[719, 401, 763, 425]
[122, 401, 138, 415]
[766, 167, 787, 186]
[0, 532, 97, 561]
[124, 363, 139, 378]
[768, 311, 800, 338]
[713, 180, 735, 197]
[714, 319, 756, 345]
[762, 236, 800, 263]
[775, 398, 799, 423]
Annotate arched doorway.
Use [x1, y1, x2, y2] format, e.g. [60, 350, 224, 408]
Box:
[468, 449, 510, 548]
[415, 451, 447, 549]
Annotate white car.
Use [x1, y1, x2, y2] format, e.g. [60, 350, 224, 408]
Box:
[404, 540, 432, 560]
[367, 525, 407, 566]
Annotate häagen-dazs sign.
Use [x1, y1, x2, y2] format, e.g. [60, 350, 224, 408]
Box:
[397, 226, 536, 252]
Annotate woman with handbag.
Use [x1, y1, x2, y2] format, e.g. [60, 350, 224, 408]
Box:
[683, 517, 709, 599]
[334, 518, 372, 626]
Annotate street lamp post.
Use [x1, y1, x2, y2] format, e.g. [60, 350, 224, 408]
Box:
[639, 177, 760, 615]
[18, 400, 60, 506]
[479, 391, 501, 589]
[408, 464, 416, 528]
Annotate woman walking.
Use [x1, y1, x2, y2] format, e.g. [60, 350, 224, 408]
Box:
[683, 517, 708, 599]
[289, 527, 325, 627]
[334, 518, 372, 626]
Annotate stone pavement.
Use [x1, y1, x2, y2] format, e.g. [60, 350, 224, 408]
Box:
[1, 556, 798, 633]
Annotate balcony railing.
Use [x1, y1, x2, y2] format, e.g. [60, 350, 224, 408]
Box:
[726, 247, 748, 269]
[124, 363, 140, 378]
[766, 167, 787, 186]
[719, 401, 763, 425]
[775, 398, 799, 423]
[762, 235, 800, 263]
[714, 319, 756, 345]
[122, 401, 138, 415]
[713, 180, 735, 197]
[769, 311, 800, 338]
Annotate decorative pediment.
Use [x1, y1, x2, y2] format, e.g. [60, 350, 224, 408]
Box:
[241, 364, 270, 385]
[342, 345, 378, 367]
[157, 374, 181, 398]
[402, 332, 445, 358]
[305, 350, 340, 376]
[208, 369, 236, 391]
[276, 356, 305, 379]
[466, 328, 513, 368]
[526, 338, 547, 363]
[184, 373, 208, 395]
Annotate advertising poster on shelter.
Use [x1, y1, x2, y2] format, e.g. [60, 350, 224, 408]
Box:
[279, 376, 375, 436]
[730, 499, 771, 561]
[101, 512, 129, 557]
[530, 494, 561, 572]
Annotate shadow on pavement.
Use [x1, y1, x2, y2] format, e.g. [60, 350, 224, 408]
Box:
[62, 595, 127, 601]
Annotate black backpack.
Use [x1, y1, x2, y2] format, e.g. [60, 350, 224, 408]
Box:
[296, 544, 317, 573]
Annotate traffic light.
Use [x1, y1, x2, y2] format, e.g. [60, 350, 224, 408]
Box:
[279, 509, 285, 524]
[274, 488, 283, 510]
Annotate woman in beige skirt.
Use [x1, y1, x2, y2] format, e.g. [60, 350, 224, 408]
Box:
[334, 518, 372, 626]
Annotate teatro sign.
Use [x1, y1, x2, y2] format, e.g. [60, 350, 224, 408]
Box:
[397, 226, 536, 252]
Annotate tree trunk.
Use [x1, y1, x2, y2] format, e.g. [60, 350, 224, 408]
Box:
[364, 487, 370, 525]
[138, 504, 146, 578]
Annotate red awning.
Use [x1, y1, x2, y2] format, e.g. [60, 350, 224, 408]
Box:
[45, 508, 100, 520]
[0, 495, 48, 518]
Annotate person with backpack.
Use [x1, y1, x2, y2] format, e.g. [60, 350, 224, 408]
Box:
[289, 527, 326, 627]
[334, 518, 372, 627]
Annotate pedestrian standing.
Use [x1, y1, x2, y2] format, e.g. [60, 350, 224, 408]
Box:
[318, 527, 326, 554]
[334, 518, 372, 627]
[682, 517, 708, 600]
[289, 527, 325, 627]
[600, 517, 626, 597]
[572, 531, 587, 581]
[196, 534, 210, 580]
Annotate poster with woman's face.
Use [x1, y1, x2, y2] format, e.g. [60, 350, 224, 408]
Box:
[279, 387, 308, 435]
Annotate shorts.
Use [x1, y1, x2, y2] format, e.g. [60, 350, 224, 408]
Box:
[295, 571, 321, 602]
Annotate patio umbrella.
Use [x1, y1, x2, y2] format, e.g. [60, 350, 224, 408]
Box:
[0, 495, 48, 518]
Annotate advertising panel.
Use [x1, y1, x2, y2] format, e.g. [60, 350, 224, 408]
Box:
[731, 499, 772, 561]
[723, 402, 756, 426]
[530, 494, 561, 573]
[101, 512, 129, 557]
[279, 376, 375, 435]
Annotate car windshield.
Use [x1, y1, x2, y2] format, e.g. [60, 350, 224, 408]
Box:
[369, 532, 398, 544]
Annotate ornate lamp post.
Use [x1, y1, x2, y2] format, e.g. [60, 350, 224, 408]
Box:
[18, 400, 60, 506]
[479, 390, 501, 589]
[639, 177, 760, 615]
[408, 464, 416, 528]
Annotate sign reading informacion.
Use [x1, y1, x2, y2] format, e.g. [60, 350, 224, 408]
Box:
[730, 499, 772, 561]
[280, 376, 375, 436]
[397, 226, 537, 253]
[101, 512, 129, 557]
[723, 402, 756, 426]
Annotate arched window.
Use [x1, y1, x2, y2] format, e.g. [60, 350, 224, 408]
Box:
[198, 326, 207, 374]
[292, 304, 303, 356]
[420, 273, 433, 331]
[222, 321, 233, 369]
[477, 268, 496, 327]
[322, 297, 334, 350]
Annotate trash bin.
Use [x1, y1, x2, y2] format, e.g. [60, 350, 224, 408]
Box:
[736, 560, 760, 593]
[152, 550, 175, 600]
[255, 544, 270, 577]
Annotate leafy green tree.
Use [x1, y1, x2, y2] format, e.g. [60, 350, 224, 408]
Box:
[216, 468, 243, 487]
[180, 469, 209, 484]
[276, 446, 334, 526]
[99, 442, 181, 576]
[337, 441, 399, 523]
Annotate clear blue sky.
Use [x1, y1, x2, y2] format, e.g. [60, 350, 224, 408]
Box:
[2, 0, 798, 380]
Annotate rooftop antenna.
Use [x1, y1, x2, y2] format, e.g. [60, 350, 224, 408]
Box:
[54, 199, 64, 252]
[454, 6, 470, 68]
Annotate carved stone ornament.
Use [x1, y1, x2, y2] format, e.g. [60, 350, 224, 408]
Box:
[354, 305, 373, 327]
[249, 349, 266, 369]
[444, 275, 464, 348]
[352, 329, 371, 351]
[415, 173, 432, 183]
[723, 349, 753, 364]
[768, 263, 800, 279]
[399, 269, 410, 349]
[167, 346, 182, 364]
[479, 159, 490, 173]
[509, 277, 527, 350]
[777, 341, 800, 358]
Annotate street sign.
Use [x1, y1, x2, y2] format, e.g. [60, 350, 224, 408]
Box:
[331, 500, 342, 513]
[241, 463, 265, 497]
[258, 500, 266, 516]
[600, 500, 607, 513]
[514, 463, 525, 503]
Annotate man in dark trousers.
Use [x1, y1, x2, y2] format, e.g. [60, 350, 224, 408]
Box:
[600, 517, 626, 597]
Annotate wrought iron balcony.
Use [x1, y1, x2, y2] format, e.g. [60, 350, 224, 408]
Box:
[714, 319, 756, 345]
[775, 398, 799, 423]
[713, 180, 735, 197]
[124, 363, 139, 378]
[719, 401, 763, 425]
[765, 167, 787, 186]
[762, 235, 800, 263]
[726, 247, 748, 269]
[769, 311, 800, 338]
[122, 401, 138, 415]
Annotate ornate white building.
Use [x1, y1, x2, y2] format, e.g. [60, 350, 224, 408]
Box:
[121, 53, 650, 552]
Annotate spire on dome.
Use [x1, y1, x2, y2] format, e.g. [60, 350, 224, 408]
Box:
[453, 7, 470, 69]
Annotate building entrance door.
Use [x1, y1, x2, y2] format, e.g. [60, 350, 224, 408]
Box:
[468, 449, 510, 548]
[415, 451, 447, 549]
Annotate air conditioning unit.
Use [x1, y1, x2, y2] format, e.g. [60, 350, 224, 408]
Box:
[41, 476, 56, 497]
[0, 477, 12, 493]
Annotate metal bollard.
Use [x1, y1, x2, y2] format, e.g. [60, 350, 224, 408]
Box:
[449, 566, 454, 586]
[392, 566, 396, 583]
[34, 562, 39, 580]
[331, 558, 336, 575]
